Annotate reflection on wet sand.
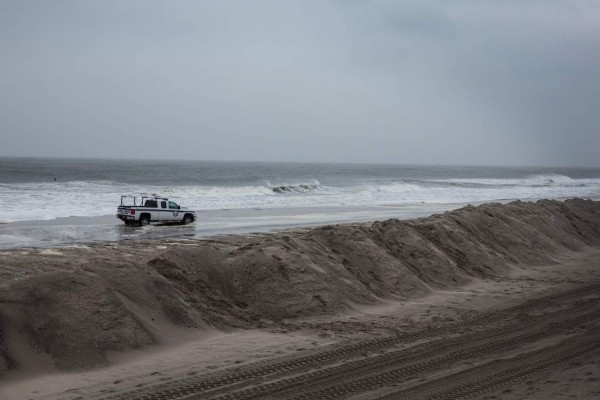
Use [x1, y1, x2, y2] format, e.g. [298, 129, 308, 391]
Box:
[0, 203, 459, 250]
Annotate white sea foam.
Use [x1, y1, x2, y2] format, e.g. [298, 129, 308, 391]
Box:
[439, 174, 591, 187]
[0, 175, 599, 223]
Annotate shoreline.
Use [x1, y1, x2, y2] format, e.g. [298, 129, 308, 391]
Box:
[0, 203, 466, 251]
[2, 196, 597, 251]
[1, 198, 600, 399]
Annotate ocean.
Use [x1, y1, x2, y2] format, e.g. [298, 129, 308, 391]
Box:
[1, 157, 600, 223]
[1, 157, 600, 249]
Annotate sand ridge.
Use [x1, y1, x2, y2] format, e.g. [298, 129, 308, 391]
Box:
[0, 198, 599, 379]
[3, 250, 600, 400]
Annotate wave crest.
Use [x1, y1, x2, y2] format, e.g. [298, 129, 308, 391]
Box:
[440, 174, 588, 188]
[271, 183, 326, 194]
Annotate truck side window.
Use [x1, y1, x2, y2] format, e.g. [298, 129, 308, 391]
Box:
[169, 201, 179, 209]
[161, 201, 167, 208]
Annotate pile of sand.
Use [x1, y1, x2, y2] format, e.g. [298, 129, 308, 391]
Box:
[0, 199, 599, 374]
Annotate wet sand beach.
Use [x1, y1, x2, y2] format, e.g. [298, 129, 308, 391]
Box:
[1, 199, 600, 399]
[0, 204, 462, 250]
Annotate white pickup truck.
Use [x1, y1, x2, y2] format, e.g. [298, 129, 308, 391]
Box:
[116, 195, 196, 226]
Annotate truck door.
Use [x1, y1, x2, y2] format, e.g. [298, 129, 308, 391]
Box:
[168, 201, 181, 222]
[159, 200, 168, 221]
[143, 198, 158, 221]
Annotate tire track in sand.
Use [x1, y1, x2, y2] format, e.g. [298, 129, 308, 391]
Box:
[97, 282, 600, 400]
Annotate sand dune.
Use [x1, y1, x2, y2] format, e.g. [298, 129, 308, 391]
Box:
[0, 199, 599, 375]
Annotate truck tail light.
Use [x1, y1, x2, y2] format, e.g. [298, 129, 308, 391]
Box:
[130, 209, 135, 215]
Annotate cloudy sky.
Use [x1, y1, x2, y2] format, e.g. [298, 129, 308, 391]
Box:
[1, 1, 599, 166]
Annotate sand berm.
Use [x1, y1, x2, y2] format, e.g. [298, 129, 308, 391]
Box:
[0, 199, 599, 373]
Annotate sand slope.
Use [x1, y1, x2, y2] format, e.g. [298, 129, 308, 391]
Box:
[0, 199, 599, 374]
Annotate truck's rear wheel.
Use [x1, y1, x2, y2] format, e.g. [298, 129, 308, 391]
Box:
[139, 216, 150, 226]
[181, 214, 194, 225]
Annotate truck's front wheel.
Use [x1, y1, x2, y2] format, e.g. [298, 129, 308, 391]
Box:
[181, 214, 194, 225]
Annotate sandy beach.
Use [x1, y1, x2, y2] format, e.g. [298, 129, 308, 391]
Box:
[1, 198, 600, 399]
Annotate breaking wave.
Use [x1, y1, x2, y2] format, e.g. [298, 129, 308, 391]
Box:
[271, 182, 327, 194]
[438, 174, 589, 188]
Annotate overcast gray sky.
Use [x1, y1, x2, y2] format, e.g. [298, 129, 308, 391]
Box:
[1, 0, 599, 166]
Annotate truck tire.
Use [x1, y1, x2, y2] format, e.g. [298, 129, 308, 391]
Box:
[181, 214, 194, 225]
[139, 215, 150, 226]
